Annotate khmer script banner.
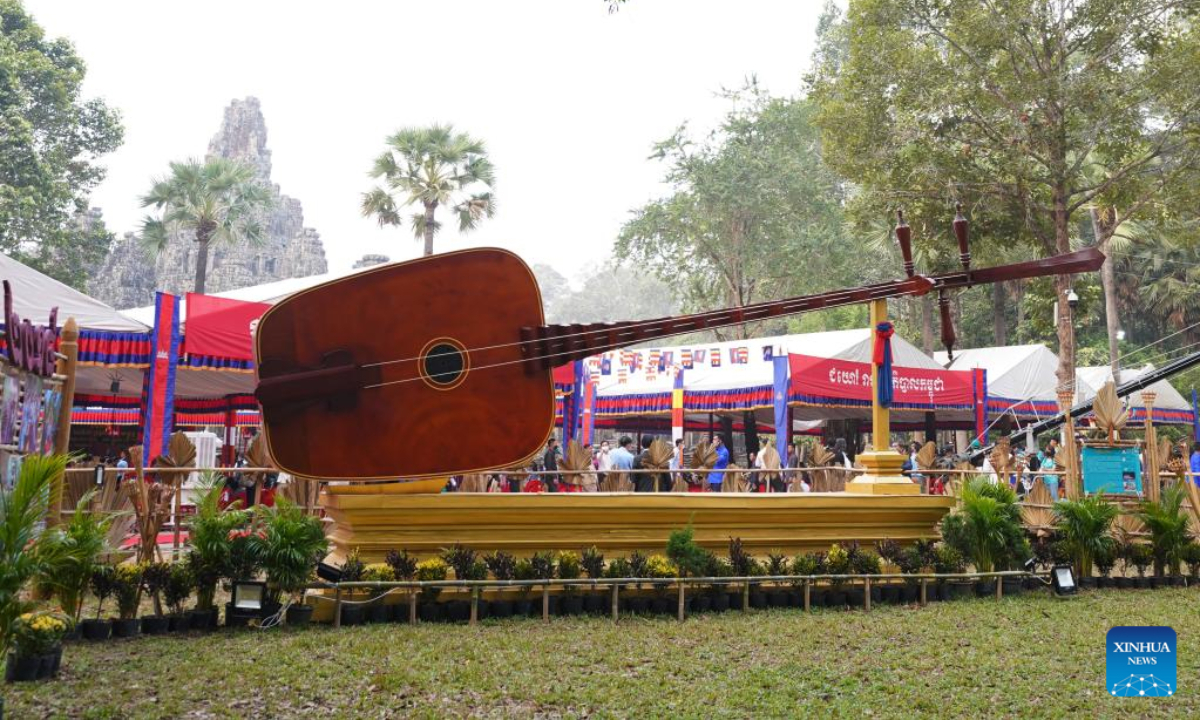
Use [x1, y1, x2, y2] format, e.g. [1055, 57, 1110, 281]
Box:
[788, 353, 974, 407]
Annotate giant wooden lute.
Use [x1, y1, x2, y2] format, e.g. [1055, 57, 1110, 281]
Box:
[255, 217, 1103, 479]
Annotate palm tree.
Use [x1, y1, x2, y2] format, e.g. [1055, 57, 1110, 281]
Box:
[1053, 495, 1118, 580]
[1137, 483, 1193, 577]
[140, 158, 274, 294]
[361, 125, 496, 257]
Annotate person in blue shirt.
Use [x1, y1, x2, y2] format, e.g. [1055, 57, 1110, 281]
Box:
[708, 436, 730, 492]
[609, 436, 636, 472]
[1190, 443, 1200, 487]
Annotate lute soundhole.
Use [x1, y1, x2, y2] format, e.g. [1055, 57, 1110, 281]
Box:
[419, 338, 469, 390]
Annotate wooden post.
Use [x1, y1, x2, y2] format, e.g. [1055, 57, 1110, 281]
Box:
[803, 581, 810, 612]
[611, 584, 619, 622]
[48, 317, 79, 527]
[864, 577, 871, 612]
[409, 591, 417, 625]
[542, 585, 550, 622]
[171, 478, 183, 561]
[333, 586, 343, 629]
[995, 576, 1003, 600]
[1143, 390, 1160, 503]
[1057, 389, 1080, 500]
[470, 587, 479, 626]
[920, 579, 928, 606]
[677, 583, 686, 622]
[742, 582, 750, 611]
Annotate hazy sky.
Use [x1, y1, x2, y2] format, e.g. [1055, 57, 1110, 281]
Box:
[25, 1, 824, 281]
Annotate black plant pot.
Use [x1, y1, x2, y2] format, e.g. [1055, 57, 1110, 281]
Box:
[1116, 576, 1131, 589]
[692, 595, 713, 613]
[711, 592, 730, 612]
[141, 615, 169, 635]
[1078, 577, 1096, 591]
[557, 595, 583, 616]
[809, 589, 828, 608]
[340, 604, 365, 626]
[544, 596, 560, 618]
[491, 599, 515, 619]
[39, 652, 55, 679]
[189, 608, 218, 631]
[975, 580, 997, 597]
[1149, 577, 1161, 589]
[514, 599, 534, 617]
[80, 618, 112, 641]
[936, 582, 951, 602]
[168, 614, 191, 633]
[948, 581, 973, 600]
[1023, 576, 1041, 590]
[367, 604, 390, 624]
[728, 592, 745, 611]
[881, 586, 900, 604]
[62, 624, 81, 643]
[582, 594, 606, 615]
[48, 645, 62, 677]
[870, 585, 882, 604]
[626, 596, 651, 614]
[111, 617, 141, 638]
[768, 590, 788, 608]
[788, 590, 805, 608]
[901, 585, 919, 603]
[846, 588, 865, 608]
[749, 592, 769, 610]
[418, 602, 441, 623]
[650, 597, 673, 615]
[1170, 575, 1185, 588]
[1002, 578, 1024, 596]
[828, 591, 847, 608]
[286, 604, 314, 627]
[1135, 576, 1150, 589]
[6, 653, 41, 683]
[1095, 576, 1110, 589]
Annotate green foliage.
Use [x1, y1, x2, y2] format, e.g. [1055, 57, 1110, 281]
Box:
[603, 557, 632, 579]
[483, 551, 517, 581]
[361, 124, 495, 256]
[1137, 484, 1193, 575]
[825, 544, 852, 575]
[385, 549, 418, 581]
[875, 539, 903, 566]
[939, 477, 1026, 573]
[617, 85, 851, 338]
[185, 481, 248, 610]
[340, 549, 365, 583]
[529, 551, 556, 580]
[163, 563, 194, 615]
[1053, 495, 1119, 578]
[0, 1, 123, 288]
[140, 562, 171, 616]
[112, 564, 141, 620]
[247, 500, 327, 603]
[727, 538, 752, 576]
[556, 551, 582, 581]
[1093, 545, 1116, 578]
[580, 546, 605, 579]
[11, 611, 69, 658]
[464, 560, 488, 582]
[361, 563, 394, 583]
[225, 528, 263, 582]
[34, 488, 113, 622]
[932, 545, 967, 575]
[666, 525, 712, 577]
[791, 553, 825, 577]
[852, 550, 883, 576]
[414, 557, 447, 601]
[896, 547, 925, 577]
[140, 157, 274, 293]
[0, 454, 63, 654]
[1125, 543, 1154, 577]
[626, 551, 650, 580]
[89, 565, 116, 619]
[514, 558, 536, 582]
[440, 544, 478, 581]
[1181, 544, 1200, 579]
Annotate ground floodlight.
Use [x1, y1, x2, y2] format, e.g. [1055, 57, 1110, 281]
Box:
[1051, 565, 1077, 596]
[232, 580, 267, 610]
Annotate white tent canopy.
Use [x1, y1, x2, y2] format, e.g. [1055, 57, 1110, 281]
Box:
[0, 252, 149, 332]
[1076, 364, 1192, 414]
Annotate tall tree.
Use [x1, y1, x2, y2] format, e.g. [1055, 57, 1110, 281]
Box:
[808, 0, 1200, 387]
[0, 0, 123, 287]
[140, 158, 274, 294]
[361, 125, 496, 257]
[617, 86, 851, 340]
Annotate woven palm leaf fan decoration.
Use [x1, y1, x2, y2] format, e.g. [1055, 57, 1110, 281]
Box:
[560, 440, 598, 491]
[989, 436, 1012, 477]
[690, 440, 717, 471]
[640, 438, 673, 491]
[459, 474, 489, 492]
[722, 463, 747, 493]
[808, 443, 834, 492]
[128, 444, 178, 563]
[1091, 380, 1129, 443]
[1111, 512, 1147, 543]
[759, 444, 782, 491]
[244, 433, 272, 491]
[1020, 478, 1055, 537]
[916, 441, 937, 472]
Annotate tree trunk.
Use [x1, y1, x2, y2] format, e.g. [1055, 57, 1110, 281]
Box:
[1053, 189, 1076, 391]
[193, 231, 211, 294]
[423, 202, 437, 256]
[992, 281, 1007, 346]
[1014, 281, 1025, 341]
[1091, 206, 1121, 382]
[921, 294, 935, 355]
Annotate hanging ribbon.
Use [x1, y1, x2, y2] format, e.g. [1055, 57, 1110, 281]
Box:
[873, 321, 895, 408]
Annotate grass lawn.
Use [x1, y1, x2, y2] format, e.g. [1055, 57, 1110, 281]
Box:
[5, 587, 1197, 718]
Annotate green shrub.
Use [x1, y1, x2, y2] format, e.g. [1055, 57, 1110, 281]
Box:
[340, 549, 365, 582]
[140, 562, 172, 616]
[932, 544, 966, 574]
[529, 551, 556, 580]
[603, 557, 632, 579]
[852, 550, 882, 575]
[667, 526, 712, 577]
[89, 565, 117, 619]
[1137, 484, 1193, 575]
[163, 563, 194, 615]
[556, 551, 582, 580]
[765, 552, 789, 576]
[250, 499, 328, 604]
[440, 544, 478, 581]
[580, 546, 605, 579]
[483, 551, 517, 581]
[727, 538, 752, 576]
[385, 550, 418, 580]
[1053, 495, 1118, 579]
[939, 476, 1026, 573]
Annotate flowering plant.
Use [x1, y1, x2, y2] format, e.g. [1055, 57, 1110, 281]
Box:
[113, 564, 143, 620]
[415, 557, 448, 601]
[12, 612, 69, 656]
[362, 563, 394, 582]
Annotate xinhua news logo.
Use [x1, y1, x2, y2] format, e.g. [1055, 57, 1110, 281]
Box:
[1107, 626, 1177, 697]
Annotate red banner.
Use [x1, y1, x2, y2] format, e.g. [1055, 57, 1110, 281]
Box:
[789, 353, 974, 407]
[185, 293, 272, 361]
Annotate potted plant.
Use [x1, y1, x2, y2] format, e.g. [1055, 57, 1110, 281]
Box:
[529, 551, 558, 616]
[1053, 495, 1118, 590]
[514, 557, 538, 617]
[7, 611, 69, 682]
[1094, 545, 1116, 589]
[338, 549, 366, 626]
[893, 547, 923, 603]
[853, 548, 883, 606]
[361, 564, 395, 623]
[139, 562, 171, 634]
[556, 551, 584, 616]
[1137, 484, 1193, 586]
[84, 565, 116, 640]
[939, 477, 1025, 596]
[763, 552, 789, 608]
[33, 490, 114, 631]
[441, 544, 478, 622]
[1182, 543, 1200, 585]
[875, 539, 903, 603]
[644, 554, 677, 615]
[824, 544, 851, 608]
[1128, 543, 1154, 589]
[933, 544, 967, 601]
[415, 557, 448, 622]
[385, 549, 419, 622]
[623, 551, 651, 614]
[580, 546, 607, 614]
[483, 551, 517, 618]
[163, 563, 195, 631]
[111, 564, 142, 638]
[789, 553, 819, 608]
[186, 480, 248, 630]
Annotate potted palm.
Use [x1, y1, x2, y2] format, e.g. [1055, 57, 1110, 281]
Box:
[247, 500, 327, 627]
[386, 549, 419, 622]
[186, 479, 247, 630]
[139, 562, 171, 634]
[33, 490, 114, 635]
[112, 564, 142, 638]
[580, 546, 607, 614]
[163, 563, 194, 631]
[939, 477, 1025, 596]
[1053, 495, 1118, 590]
[87, 565, 117, 639]
[1183, 543, 1200, 584]
[1137, 484, 1193, 586]
[484, 552, 517, 618]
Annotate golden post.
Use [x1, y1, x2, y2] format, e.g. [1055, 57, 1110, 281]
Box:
[1142, 390, 1159, 503]
[48, 317, 80, 527]
[1057, 389, 1080, 500]
[846, 299, 919, 495]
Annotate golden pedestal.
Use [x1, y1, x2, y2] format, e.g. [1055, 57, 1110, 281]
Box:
[844, 450, 920, 495]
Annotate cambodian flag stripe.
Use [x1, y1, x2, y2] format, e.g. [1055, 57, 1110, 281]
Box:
[141, 292, 181, 466]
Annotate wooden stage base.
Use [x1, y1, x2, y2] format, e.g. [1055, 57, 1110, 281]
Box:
[321, 483, 955, 564]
